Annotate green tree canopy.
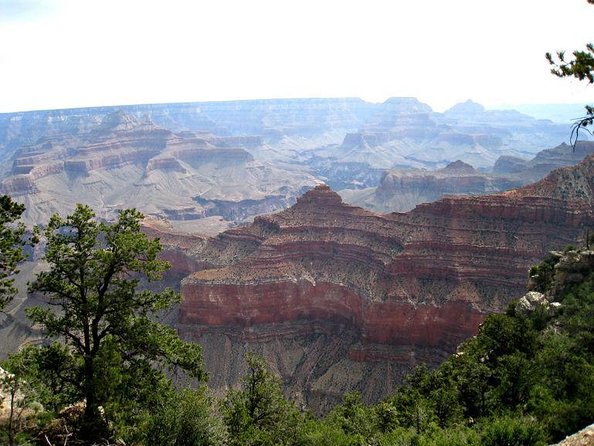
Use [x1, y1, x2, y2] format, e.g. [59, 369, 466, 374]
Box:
[0, 195, 27, 311]
[27, 204, 205, 443]
[546, 0, 594, 145]
[223, 353, 299, 446]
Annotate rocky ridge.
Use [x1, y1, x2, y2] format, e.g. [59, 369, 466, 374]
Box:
[0, 111, 318, 228]
[317, 99, 569, 176]
[1, 98, 572, 194]
[343, 141, 594, 213]
[176, 156, 594, 410]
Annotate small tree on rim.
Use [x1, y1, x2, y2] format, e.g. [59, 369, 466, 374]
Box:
[27, 204, 205, 442]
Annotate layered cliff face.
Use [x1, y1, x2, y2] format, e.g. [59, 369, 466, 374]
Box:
[345, 141, 594, 214]
[343, 160, 523, 212]
[0, 111, 318, 227]
[1, 98, 572, 197]
[493, 140, 594, 179]
[178, 156, 594, 410]
[312, 99, 569, 176]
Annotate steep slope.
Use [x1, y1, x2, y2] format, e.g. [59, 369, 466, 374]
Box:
[494, 140, 594, 180]
[343, 160, 522, 212]
[311, 99, 569, 182]
[178, 155, 594, 410]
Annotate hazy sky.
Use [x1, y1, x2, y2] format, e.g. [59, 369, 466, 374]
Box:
[1, 0, 593, 113]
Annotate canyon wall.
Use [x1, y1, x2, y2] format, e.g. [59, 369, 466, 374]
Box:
[0, 111, 318, 227]
[344, 141, 594, 214]
[177, 156, 594, 410]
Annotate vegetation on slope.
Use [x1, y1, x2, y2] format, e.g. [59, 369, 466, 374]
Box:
[1, 199, 593, 445]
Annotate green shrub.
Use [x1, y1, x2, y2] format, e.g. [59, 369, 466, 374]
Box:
[481, 416, 547, 446]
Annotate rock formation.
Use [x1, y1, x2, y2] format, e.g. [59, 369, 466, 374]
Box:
[177, 155, 594, 411]
[312, 98, 570, 178]
[493, 140, 594, 181]
[345, 160, 521, 212]
[0, 111, 318, 228]
[1, 98, 573, 196]
[345, 141, 594, 214]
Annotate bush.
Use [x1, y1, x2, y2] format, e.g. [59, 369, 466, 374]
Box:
[146, 387, 228, 446]
[481, 416, 547, 446]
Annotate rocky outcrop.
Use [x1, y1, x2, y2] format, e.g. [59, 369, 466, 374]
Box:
[553, 423, 594, 446]
[494, 141, 594, 181]
[493, 155, 529, 174]
[193, 194, 302, 222]
[178, 156, 594, 410]
[346, 160, 522, 213]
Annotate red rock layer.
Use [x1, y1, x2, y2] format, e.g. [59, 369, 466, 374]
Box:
[180, 280, 483, 351]
[178, 157, 594, 407]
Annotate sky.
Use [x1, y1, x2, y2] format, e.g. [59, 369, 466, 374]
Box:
[0, 0, 593, 113]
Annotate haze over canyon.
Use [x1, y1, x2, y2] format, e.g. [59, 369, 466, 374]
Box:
[1, 97, 593, 412]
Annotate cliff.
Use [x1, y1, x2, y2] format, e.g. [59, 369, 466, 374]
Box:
[321, 99, 569, 174]
[178, 156, 594, 410]
[347, 141, 594, 214]
[0, 111, 317, 227]
[1, 98, 572, 194]
[493, 140, 594, 180]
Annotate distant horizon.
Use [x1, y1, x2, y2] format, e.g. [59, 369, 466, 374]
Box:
[0, 96, 588, 124]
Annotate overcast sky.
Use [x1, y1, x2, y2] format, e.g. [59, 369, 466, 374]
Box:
[0, 0, 593, 113]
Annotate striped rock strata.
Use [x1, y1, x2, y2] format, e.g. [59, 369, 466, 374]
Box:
[177, 155, 594, 411]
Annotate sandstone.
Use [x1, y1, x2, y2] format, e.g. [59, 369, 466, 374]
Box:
[178, 155, 594, 409]
[553, 423, 594, 446]
[349, 142, 594, 214]
[0, 111, 317, 226]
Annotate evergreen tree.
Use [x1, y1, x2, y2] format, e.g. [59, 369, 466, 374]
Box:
[0, 195, 27, 311]
[546, 0, 594, 146]
[27, 204, 205, 443]
[223, 353, 299, 445]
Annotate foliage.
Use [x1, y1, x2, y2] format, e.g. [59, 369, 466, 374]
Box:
[1, 352, 44, 446]
[2, 343, 80, 414]
[26, 204, 205, 443]
[223, 353, 301, 446]
[146, 387, 228, 446]
[528, 254, 558, 293]
[480, 416, 546, 446]
[0, 195, 27, 311]
[545, 0, 594, 146]
[326, 391, 378, 442]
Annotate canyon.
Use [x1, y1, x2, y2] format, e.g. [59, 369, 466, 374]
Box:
[344, 141, 594, 213]
[173, 155, 594, 411]
[0, 110, 317, 230]
[0, 98, 592, 412]
[0, 98, 580, 229]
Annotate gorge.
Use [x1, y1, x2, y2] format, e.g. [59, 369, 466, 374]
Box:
[169, 155, 594, 411]
[1, 98, 592, 413]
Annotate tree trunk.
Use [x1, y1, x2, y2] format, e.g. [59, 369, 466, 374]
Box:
[79, 356, 109, 444]
[8, 387, 15, 446]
